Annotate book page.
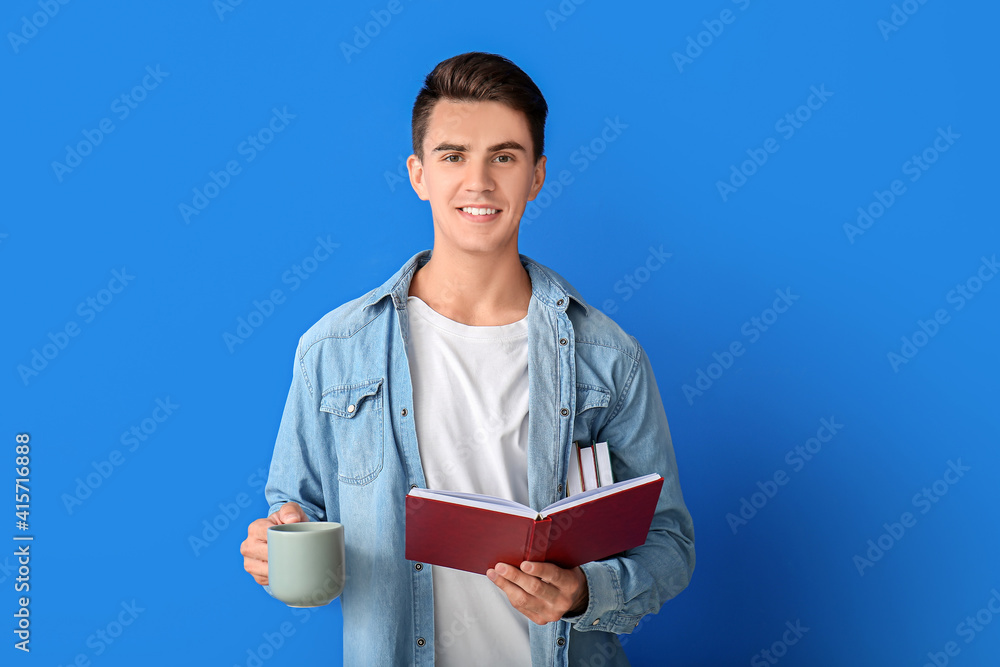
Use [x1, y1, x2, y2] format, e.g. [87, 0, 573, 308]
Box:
[540, 473, 662, 516]
[407, 487, 540, 519]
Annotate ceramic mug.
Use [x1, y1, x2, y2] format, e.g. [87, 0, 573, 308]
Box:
[267, 522, 346, 607]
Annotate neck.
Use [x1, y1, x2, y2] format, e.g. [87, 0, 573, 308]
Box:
[408, 246, 532, 326]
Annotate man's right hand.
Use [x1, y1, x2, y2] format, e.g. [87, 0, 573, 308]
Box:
[240, 501, 309, 586]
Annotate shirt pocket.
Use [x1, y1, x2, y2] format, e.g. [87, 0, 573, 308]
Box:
[320, 377, 385, 486]
[572, 383, 611, 445]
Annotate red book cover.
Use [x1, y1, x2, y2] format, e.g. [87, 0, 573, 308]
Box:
[405, 474, 663, 575]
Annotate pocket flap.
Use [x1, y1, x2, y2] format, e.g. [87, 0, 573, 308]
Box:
[575, 383, 611, 414]
[320, 378, 384, 418]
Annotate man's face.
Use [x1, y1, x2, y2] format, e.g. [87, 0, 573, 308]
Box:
[407, 99, 546, 257]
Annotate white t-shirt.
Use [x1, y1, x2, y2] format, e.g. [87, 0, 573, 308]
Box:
[405, 294, 532, 666]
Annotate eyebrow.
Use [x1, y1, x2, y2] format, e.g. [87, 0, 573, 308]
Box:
[431, 140, 526, 154]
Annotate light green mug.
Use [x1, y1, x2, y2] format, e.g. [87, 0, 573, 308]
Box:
[267, 522, 346, 608]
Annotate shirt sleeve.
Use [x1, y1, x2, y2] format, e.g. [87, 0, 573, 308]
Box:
[566, 336, 695, 634]
[261, 339, 339, 601]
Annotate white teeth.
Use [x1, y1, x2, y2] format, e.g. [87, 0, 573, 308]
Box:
[461, 207, 497, 215]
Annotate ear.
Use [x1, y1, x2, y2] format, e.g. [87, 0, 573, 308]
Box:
[526, 155, 547, 201]
[407, 154, 429, 201]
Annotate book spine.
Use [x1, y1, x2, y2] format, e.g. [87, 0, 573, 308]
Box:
[595, 441, 614, 487]
[580, 446, 598, 491]
[524, 518, 553, 562]
[567, 442, 584, 497]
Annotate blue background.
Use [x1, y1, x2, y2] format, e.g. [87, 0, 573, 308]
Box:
[3, 0, 998, 665]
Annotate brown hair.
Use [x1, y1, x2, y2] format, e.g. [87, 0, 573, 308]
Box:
[411, 52, 548, 164]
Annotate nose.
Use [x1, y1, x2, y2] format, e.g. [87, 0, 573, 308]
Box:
[463, 156, 495, 193]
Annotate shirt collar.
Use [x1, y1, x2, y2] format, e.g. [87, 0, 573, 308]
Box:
[361, 249, 591, 316]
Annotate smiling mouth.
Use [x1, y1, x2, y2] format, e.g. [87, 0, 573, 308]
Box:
[457, 206, 501, 216]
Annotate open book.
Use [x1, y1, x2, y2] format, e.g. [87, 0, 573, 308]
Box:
[405, 474, 663, 574]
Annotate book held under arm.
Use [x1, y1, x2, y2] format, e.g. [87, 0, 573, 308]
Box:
[566, 443, 584, 497]
[594, 441, 614, 487]
[578, 443, 598, 491]
[405, 473, 664, 575]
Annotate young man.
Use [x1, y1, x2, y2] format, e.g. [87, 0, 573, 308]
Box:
[241, 51, 695, 666]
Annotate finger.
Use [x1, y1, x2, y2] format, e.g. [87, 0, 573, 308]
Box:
[244, 555, 269, 579]
[240, 535, 268, 562]
[492, 563, 552, 602]
[487, 567, 548, 625]
[246, 521, 272, 551]
[276, 501, 308, 524]
[487, 567, 535, 610]
[520, 561, 569, 590]
[247, 517, 274, 541]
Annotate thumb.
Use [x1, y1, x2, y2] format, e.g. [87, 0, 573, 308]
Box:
[277, 501, 308, 524]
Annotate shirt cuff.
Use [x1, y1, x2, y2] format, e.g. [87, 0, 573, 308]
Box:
[565, 560, 644, 634]
[267, 502, 320, 523]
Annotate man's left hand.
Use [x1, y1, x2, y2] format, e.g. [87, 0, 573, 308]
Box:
[487, 561, 589, 624]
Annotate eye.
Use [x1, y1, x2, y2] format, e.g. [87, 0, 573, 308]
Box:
[443, 154, 462, 163]
[495, 154, 513, 163]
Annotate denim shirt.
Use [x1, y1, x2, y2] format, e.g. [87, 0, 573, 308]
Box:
[263, 249, 695, 666]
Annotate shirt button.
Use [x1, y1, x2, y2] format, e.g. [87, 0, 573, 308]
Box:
[557, 298, 565, 306]
[401, 407, 408, 416]
[557, 483, 564, 495]
[414, 563, 423, 571]
[347, 404, 355, 413]
[559, 338, 568, 346]
[416, 637, 426, 647]
[591, 618, 600, 626]
[560, 408, 570, 416]
[556, 637, 565, 646]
